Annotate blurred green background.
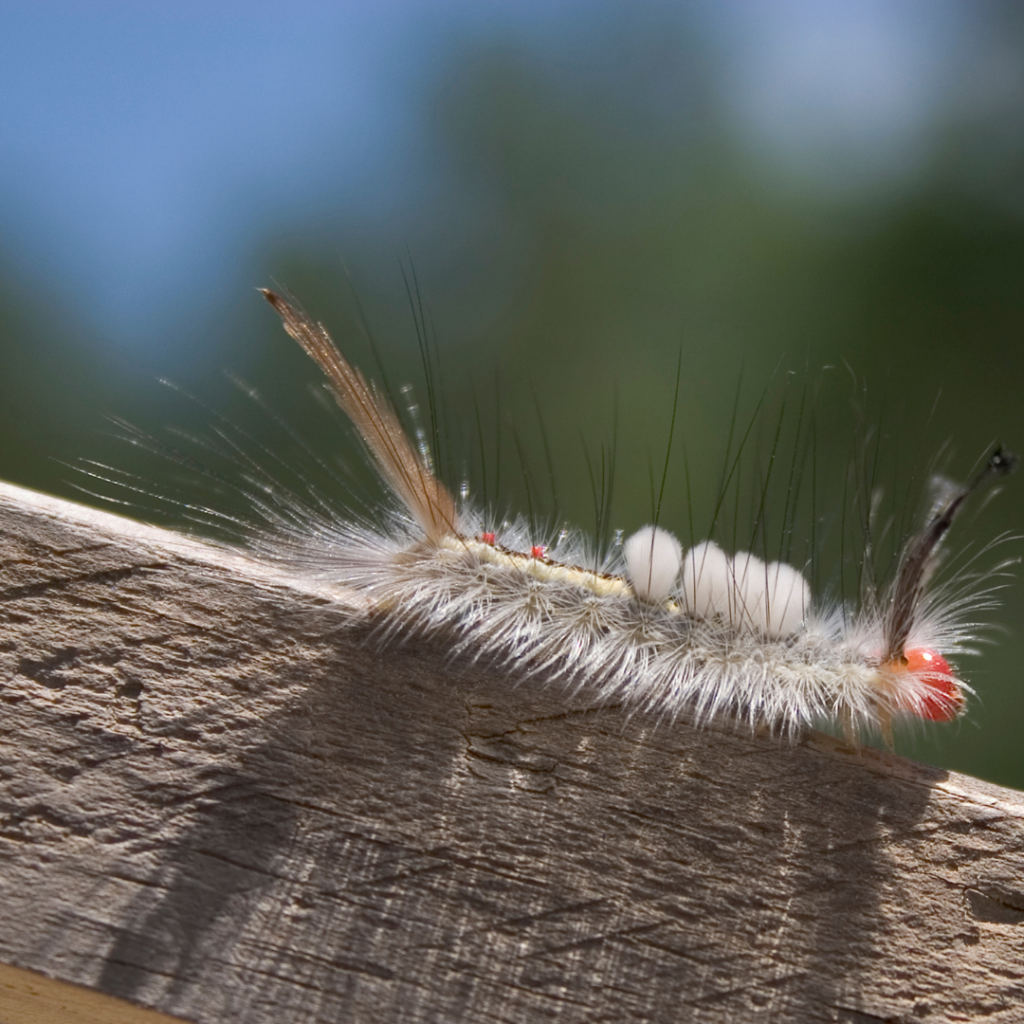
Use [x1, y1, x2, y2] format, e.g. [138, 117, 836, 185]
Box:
[1, 3, 1022, 785]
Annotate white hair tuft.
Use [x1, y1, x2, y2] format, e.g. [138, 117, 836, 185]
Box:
[624, 525, 683, 603]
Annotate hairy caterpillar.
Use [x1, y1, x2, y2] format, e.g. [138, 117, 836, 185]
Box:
[241, 288, 1016, 748]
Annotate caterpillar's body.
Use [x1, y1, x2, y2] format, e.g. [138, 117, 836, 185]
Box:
[259, 289, 1015, 745]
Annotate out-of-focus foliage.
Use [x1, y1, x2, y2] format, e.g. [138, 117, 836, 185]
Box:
[1, 8, 1022, 785]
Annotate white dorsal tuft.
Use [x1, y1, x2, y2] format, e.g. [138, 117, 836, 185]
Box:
[624, 525, 683, 603]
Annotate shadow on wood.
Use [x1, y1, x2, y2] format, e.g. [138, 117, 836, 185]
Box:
[1, 481, 1023, 1023]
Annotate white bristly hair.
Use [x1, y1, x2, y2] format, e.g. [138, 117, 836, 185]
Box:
[175, 290, 1016, 747]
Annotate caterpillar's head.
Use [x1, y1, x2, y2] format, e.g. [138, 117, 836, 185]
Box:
[889, 647, 964, 722]
[880, 447, 1016, 725]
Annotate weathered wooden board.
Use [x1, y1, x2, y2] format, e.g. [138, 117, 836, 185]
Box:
[1, 479, 1024, 1024]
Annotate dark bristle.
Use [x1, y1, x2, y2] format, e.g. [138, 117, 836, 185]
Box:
[884, 443, 1017, 660]
[986, 446, 1018, 478]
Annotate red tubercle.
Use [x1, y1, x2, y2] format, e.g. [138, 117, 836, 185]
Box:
[480, 532, 496, 545]
[901, 648, 964, 722]
[531, 545, 547, 560]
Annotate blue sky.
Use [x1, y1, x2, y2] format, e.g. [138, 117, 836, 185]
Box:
[0, 1, 976, 345]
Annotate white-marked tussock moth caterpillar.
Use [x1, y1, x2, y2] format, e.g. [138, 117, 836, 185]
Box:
[241, 288, 1017, 748]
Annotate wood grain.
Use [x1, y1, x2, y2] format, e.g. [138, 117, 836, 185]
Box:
[2, 480, 1024, 1024]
